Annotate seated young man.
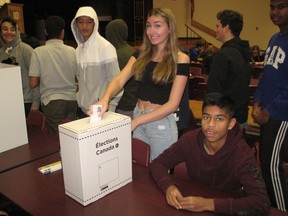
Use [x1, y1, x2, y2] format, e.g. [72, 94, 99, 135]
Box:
[150, 92, 270, 215]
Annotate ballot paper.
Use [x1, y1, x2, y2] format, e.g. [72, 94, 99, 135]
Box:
[90, 105, 102, 123]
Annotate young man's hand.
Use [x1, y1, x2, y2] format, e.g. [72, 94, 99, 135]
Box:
[178, 196, 215, 212]
[166, 185, 183, 210]
[252, 102, 270, 125]
[166, 185, 215, 212]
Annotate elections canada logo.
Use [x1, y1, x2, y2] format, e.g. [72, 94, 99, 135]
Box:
[95, 137, 119, 155]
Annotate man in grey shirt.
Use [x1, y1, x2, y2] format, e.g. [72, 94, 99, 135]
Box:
[29, 15, 78, 133]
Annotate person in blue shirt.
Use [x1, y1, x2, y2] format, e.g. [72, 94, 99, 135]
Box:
[188, 39, 205, 62]
[252, 0, 288, 212]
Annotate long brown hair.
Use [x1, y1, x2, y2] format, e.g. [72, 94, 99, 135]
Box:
[132, 8, 179, 84]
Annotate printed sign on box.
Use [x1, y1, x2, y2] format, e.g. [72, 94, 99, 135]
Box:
[59, 112, 132, 206]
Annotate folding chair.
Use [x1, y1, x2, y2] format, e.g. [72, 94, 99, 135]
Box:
[26, 110, 47, 132]
[132, 138, 150, 167]
[189, 67, 202, 76]
[188, 76, 206, 100]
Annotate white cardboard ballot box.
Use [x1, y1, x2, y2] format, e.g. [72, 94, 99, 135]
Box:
[59, 112, 132, 206]
[0, 63, 28, 153]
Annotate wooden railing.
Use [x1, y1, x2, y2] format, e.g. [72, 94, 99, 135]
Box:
[185, 24, 201, 44]
[191, 20, 216, 38]
[185, 20, 216, 46]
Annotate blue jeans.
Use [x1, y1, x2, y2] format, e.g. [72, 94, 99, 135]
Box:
[133, 105, 178, 161]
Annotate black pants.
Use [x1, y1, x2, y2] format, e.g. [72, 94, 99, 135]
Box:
[41, 100, 78, 133]
[24, 103, 32, 118]
[259, 119, 288, 211]
[77, 107, 89, 119]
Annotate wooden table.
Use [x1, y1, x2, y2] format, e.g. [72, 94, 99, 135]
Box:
[0, 126, 59, 173]
[0, 153, 285, 216]
[0, 153, 203, 216]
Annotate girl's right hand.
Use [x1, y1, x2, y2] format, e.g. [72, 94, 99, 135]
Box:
[89, 99, 109, 118]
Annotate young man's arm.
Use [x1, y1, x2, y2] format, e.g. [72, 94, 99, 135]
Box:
[252, 75, 270, 125]
[151, 135, 216, 212]
[213, 154, 270, 215]
[150, 131, 215, 212]
[178, 195, 214, 212]
[150, 136, 188, 192]
[151, 132, 270, 215]
[29, 76, 40, 89]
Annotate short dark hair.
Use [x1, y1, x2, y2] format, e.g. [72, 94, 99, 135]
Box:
[216, 10, 243, 37]
[45, 15, 65, 39]
[0, 16, 17, 29]
[196, 39, 205, 48]
[202, 92, 236, 118]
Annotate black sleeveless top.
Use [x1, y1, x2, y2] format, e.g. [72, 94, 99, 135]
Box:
[133, 51, 190, 105]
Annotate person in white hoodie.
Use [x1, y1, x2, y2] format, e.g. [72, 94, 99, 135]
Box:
[71, 6, 122, 118]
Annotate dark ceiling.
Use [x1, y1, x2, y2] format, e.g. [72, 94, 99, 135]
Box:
[11, 0, 90, 40]
[9, 0, 148, 42]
